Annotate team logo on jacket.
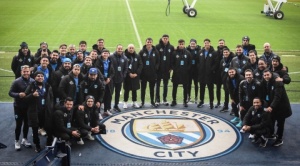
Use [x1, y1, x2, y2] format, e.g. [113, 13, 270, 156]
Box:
[97, 109, 242, 162]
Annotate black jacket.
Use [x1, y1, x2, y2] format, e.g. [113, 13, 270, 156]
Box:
[24, 82, 54, 129]
[11, 49, 35, 79]
[139, 45, 160, 82]
[220, 52, 234, 85]
[271, 63, 291, 84]
[171, 47, 192, 84]
[123, 49, 143, 91]
[227, 69, 244, 102]
[34, 49, 51, 65]
[260, 51, 277, 69]
[78, 76, 105, 104]
[261, 74, 292, 118]
[110, 52, 128, 84]
[9, 76, 34, 108]
[53, 107, 76, 135]
[58, 72, 84, 104]
[74, 104, 99, 130]
[94, 57, 115, 95]
[230, 54, 249, 75]
[242, 44, 256, 56]
[186, 45, 201, 79]
[51, 66, 71, 103]
[197, 46, 217, 84]
[156, 39, 174, 79]
[239, 79, 262, 109]
[213, 46, 227, 84]
[243, 106, 273, 133]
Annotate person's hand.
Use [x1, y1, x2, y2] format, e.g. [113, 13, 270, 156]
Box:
[19, 92, 26, 98]
[105, 78, 110, 84]
[240, 106, 245, 111]
[78, 105, 84, 111]
[33, 90, 39, 97]
[96, 102, 101, 108]
[72, 130, 80, 138]
[266, 107, 273, 112]
[275, 77, 283, 82]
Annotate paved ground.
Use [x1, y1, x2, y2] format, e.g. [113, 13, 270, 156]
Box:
[0, 102, 299, 166]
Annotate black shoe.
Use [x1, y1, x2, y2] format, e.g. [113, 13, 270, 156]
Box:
[229, 110, 235, 116]
[183, 102, 188, 107]
[139, 103, 144, 108]
[151, 102, 158, 108]
[197, 101, 204, 108]
[35, 144, 41, 153]
[259, 136, 268, 147]
[272, 139, 283, 147]
[163, 99, 169, 106]
[219, 107, 229, 113]
[214, 103, 221, 108]
[113, 106, 121, 112]
[209, 103, 214, 109]
[170, 101, 177, 107]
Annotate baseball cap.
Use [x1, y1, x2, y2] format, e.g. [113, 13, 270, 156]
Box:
[242, 36, 250, 41]
[62, 58, 72, 63]
[89, 68, 98, 74]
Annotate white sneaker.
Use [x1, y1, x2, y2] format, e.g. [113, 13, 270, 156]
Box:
[15, 140, 21, 150]
[99, 113, 103, 120]
[77, 138, 84, 145]
[38, 128, 47, 136]
[132, 102, 140, 108]
[249, 134, 255, 139]
[86, 132, 95, 141]
[21, 138, 32, 147]
[123, 102, 128, 109]
[239, 129, 245, 133]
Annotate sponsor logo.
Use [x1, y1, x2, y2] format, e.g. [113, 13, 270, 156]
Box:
[97, 109, 242, 162]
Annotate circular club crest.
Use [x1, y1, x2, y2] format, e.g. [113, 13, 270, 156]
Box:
[97, 109, 242, 162]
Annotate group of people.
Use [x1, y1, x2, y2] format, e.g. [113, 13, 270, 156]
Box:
[8, 35, 292, 153]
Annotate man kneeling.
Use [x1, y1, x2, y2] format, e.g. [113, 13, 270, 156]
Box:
[53, 97, 87, 145]
[242, 97, 273, 147]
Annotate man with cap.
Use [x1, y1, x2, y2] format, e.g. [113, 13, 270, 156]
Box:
[34, 42, 51, 65]
[110, 44, 128, 112]
[11, 42, 35, 79]
[59, 64, 84, 105]
[186, 38, 200, 104]
[24, 71, 54, 152]
[51, 58, 72, 104]
[271, 55, 291, 85]
[9, 65, 34, 150]
[242, 36, 256, 56]
[78, 68, 105, 118]
[155, 34, 174, 106]
[95, 49, 115, 116]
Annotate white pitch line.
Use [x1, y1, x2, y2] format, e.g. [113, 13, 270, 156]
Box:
[125, 0, 143, 49]
[0, 68, 13, 73]
[289, 72, 300, 74]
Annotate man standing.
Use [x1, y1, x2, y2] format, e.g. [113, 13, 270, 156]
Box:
[59, 64, 84, 105]
[230, 45, 249, 75]
[123, 44, 143, 109]
[239, 69, 261, 128]
[49, 50, 62, 72]
[186, 39, 200, 104]
[139, 38, 160, 108]
[241, 36, 256, 56]
[155, 34, 174, 106]
[11, 42, 35, 79]
[170, 39, 192, 107]
[261, 70, 292, 146]
[93, 38, 106, 56]
[32, 56, 52, 84]
[260, 43, 276, 69]
[110, 44, 128, 112]
[78, 40, 90, 57]
[9, 65, 34, 150]
[197, 38, 216, 109]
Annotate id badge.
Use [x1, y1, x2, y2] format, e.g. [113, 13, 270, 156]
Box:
[84, 89, 88, 94]
[128, 64, 132, 69]
[245, 96, 249, 101]
[180, 60, 184, 66]
[146, 60, 149, 66]
[266, 95, 269, 101]
[104, 73, 108, 78]
[56, 98, 59, 103]
[41, 99, 45, 105]
[118, 66, 121, 71]
[224, 68, 228, 72]
[88, 122, 90, 126]
[163, 56, 166, 61]
[192, 60, 195, 64]
[238, 68, 241, 73]
[67, 122, 71, 129]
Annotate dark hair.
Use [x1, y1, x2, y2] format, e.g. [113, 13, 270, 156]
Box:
[248, 50, 256, 55]
[236, 44, 242, 48]
[263, 69, 272, 73]
[52, 50, 59, 54]
[79, 40, 87, 45]
[223, 47, 230, 52]
[64, 97, 73, 103]
[244, 69, 253, 75]
[258, 58, 267, 63]
[219, 39, 225, 42]
[203, 38, 211, 42]
[98, 38, 104, 42]
[178, 39, 185, 43]
[59, 44, 67, 48]
[146, 37, 153, 41]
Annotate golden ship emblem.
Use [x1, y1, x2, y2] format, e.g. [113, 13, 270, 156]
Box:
[144, 120, 186, 132]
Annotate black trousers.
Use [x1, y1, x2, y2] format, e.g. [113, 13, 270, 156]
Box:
[223, 84, 229, 108]
[240, 102, 251, 121]
[124, 89, 137, 102]
[114, 82, 122, 107]
[32, 127, 40, 145]
[215, 82, 222, 104]
[272, 116, 286, 140]
[187, 74, 198, 100]
[156, 77, 169, 102]
[14, 106, 29, 141]
[232, 102, 239, 117]
[103, 85, 112, 112]
[141, 80, 155, 104]
[172, 83, 188, 103]
[199, 82, 214, 103]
